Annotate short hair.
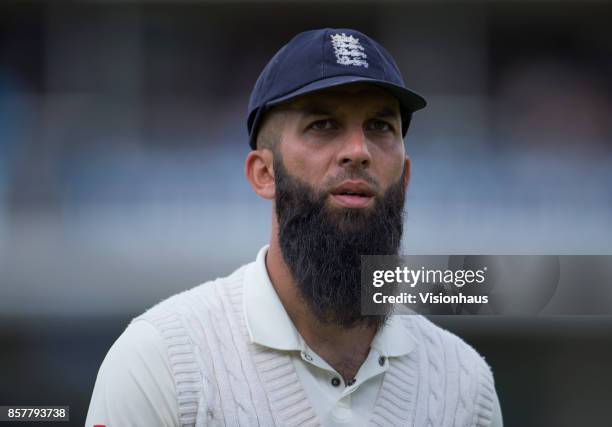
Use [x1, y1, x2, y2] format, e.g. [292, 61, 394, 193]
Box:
[255, 107, 285, 151]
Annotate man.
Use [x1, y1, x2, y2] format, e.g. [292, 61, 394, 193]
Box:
[86, 28, 502, 426]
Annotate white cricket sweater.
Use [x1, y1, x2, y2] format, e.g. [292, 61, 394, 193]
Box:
[118, 262, 497, 426]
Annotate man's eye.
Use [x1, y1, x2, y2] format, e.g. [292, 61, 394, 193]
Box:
[367, 120, 393, 132]
[309, 119, 336, 131]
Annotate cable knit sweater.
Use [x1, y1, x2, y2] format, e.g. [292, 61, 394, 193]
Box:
[131, 261, 498, 427]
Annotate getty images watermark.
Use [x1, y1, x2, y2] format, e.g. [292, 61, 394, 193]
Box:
[371, 265, 489, 305]
[361, 255, 612, 315]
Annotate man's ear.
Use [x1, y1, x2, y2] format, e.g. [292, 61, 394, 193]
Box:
[245, 149, 275, 200]
[402, 156, 411, 191]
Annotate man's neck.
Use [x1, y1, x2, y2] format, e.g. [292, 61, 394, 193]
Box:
[265, 238, 377, 382]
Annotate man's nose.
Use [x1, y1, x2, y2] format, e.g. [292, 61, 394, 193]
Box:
[336, 126, 372, 169]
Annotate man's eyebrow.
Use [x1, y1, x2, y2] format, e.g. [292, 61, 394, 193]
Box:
[372, 107, 401, 119]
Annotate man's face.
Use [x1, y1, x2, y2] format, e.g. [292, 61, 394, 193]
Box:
[270, 83, 410, 329]
[275, 83, 407, 214]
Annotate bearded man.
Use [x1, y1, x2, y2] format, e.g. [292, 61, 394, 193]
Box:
[86, 28, 502, 427]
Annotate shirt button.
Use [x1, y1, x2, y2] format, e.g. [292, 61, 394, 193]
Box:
[331, 377, 341, 387]
[302, 352, 313, 362]
[378, 356, 386, 366]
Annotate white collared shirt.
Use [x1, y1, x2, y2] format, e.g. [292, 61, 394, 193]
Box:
[87, 245, 503, 426]
[243, 246, 417, 426]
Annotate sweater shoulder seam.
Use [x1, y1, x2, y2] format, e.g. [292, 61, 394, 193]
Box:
[137, 311, 202, 427]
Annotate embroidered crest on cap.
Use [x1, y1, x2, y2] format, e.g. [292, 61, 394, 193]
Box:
[330, 33, 368, 68]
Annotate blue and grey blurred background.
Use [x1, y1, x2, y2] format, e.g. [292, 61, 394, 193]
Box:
[1, 1, 611, 426]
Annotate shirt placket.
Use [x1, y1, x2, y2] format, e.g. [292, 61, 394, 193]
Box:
[299, 345, 390, 425]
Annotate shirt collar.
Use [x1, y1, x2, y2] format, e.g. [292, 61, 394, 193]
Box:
[243, 245, 417, 357]
[370, 314, 417, 357]
[243, 245, 302, 351]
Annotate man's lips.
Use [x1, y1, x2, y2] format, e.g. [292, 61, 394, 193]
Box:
[330, 194, 373, 208]
[329, 180, 376, 208]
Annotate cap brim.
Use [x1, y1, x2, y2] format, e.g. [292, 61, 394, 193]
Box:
[267, 75, 427, 112]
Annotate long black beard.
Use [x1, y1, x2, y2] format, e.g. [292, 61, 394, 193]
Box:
[274, 154, 406, 330]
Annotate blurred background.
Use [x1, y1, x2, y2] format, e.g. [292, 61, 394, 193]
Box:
[1, 1, 611, 426]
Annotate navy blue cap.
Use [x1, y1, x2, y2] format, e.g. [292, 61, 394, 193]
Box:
[247, 28, 426, 149]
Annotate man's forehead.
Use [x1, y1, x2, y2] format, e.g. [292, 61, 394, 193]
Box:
[280, 83, 401, 114]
